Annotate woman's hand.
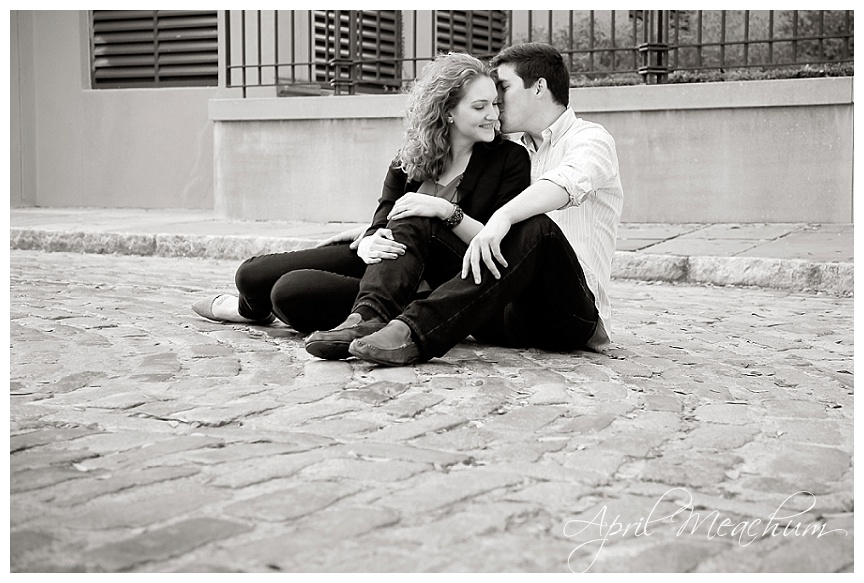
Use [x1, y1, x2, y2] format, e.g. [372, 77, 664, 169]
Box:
[314, 225, 366, 248]
[355, 228, 407, 264]
[387, 192, 453, 222]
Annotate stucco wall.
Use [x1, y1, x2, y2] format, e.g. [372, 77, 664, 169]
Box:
[572, 78, 853, 223]
[591, 104, 852, 223]
[212, 96, 406, 222]
[11, 10, 229, 210]
[215, 118, 404, 222]
[11, 12, 37, 207]
[211, 77, 853, 224]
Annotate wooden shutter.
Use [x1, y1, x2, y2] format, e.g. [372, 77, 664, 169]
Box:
[436, 11, 507, 56]
[92, 10, 218, 88]
[313, 10, 401, 93]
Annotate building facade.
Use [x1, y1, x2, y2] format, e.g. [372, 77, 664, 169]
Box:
[11, 10, 854, 223]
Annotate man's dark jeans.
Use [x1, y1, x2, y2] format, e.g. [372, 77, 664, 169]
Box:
[352, 214, 599, 360]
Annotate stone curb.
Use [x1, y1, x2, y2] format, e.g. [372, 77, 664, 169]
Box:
[11, 228, 853, 296]
[612, 252, 853, 296]
[10, 229, 318, 259]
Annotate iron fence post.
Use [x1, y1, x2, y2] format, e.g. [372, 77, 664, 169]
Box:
[329, 10, 359, 95]
[638, 10, 671, 84]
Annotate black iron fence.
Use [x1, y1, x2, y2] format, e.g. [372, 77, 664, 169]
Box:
[224, 10, 854, 96]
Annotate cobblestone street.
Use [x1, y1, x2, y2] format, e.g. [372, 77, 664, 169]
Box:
[9, 250, 854, 572]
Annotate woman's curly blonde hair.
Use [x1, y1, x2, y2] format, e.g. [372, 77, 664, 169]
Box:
[397, 52, 493, 182]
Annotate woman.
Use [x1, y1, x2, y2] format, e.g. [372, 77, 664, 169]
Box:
[193, 53, 530, 343]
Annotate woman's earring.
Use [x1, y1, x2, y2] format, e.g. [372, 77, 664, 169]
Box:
[448, 118, 454, 124]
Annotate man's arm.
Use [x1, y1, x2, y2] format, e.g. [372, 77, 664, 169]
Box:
[461, 179, 569, 284]
[462, 126, 619, 284]
[491, 179, 570, 225]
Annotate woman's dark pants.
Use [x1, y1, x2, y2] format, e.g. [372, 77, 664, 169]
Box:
[234, 243, 366, 333]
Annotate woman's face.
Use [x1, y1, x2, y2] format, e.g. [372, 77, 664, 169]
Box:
[448, 75, 499, 146]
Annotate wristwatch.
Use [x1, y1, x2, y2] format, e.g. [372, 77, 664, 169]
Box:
[443, 204, 464, 228]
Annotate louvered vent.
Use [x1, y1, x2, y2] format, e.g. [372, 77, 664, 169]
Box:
[92, 10, 218, 88]
[436, 11, 507, 55]
[313, 10, 401, 93]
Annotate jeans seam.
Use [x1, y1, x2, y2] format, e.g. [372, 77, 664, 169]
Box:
[430, 233, 467, 259]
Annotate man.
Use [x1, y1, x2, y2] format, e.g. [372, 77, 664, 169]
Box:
[309, 42, 623, 365]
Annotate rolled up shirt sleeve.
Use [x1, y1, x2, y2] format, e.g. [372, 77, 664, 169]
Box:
[537, 128, 619, 210]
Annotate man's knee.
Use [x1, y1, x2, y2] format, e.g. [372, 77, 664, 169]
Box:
[520, 214, 558, 235]
[503, 214, 561, 250]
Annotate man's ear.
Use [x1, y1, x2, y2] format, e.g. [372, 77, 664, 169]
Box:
[535, 77, 546, 97]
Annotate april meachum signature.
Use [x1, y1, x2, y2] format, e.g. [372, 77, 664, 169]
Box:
[562, 487, 849, 573]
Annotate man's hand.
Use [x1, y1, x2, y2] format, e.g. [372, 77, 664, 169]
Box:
[461, 213, 512, 284]
[356, 228, 407, 264]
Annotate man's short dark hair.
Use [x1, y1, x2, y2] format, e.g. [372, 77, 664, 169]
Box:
[490, 42, 570, 107]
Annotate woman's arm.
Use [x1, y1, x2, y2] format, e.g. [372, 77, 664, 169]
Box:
[386, 143, 533, 245]
[450, 142, 532, 244]
[340, 158, 410, 263]
[365, 159, 407, 238]
[487, 141, 533, 212]
[385, 193, 481, 245]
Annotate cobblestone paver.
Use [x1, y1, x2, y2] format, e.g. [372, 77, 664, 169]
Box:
[9, 250, 853, 572]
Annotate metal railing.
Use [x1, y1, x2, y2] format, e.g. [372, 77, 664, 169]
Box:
[224, 10, 854, 96]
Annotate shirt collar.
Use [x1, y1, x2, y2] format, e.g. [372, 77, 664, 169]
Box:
[518, 108, 577, 151]
[544, 108, 577, 147]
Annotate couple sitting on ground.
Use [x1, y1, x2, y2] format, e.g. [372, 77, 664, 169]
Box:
[192, 43, 623, 367]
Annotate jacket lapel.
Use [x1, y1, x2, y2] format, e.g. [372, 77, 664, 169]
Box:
[405, 179, 423, 194]
[456, 142, 492, 200]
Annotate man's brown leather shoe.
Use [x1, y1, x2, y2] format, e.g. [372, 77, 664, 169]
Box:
[305, 313, 385, 360]
[347, 321, 422, 366]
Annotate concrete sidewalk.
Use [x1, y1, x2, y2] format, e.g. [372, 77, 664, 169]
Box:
[10, 207, 854, 295]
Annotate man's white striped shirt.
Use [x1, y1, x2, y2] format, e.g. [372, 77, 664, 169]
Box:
[516, 108, 623, 351]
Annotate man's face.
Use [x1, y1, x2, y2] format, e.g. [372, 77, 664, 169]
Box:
[495, 63, 534, 134]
